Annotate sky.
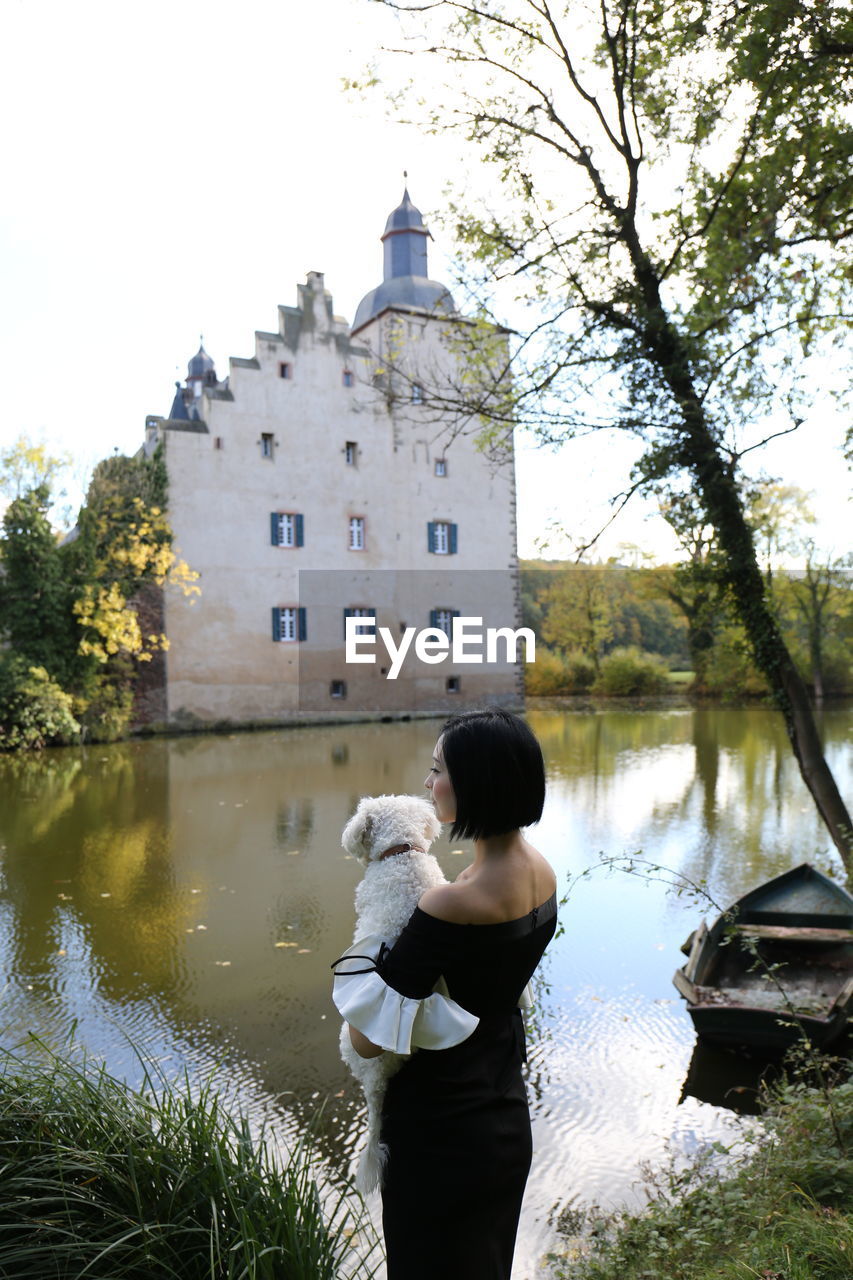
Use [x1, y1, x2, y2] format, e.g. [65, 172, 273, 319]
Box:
[1, 0, 849, 562]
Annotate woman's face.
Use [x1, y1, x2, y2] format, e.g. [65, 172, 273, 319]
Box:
[425, 736, 456, 824]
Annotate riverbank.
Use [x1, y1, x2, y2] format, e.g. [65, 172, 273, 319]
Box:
[548, 1061, 853, 1280]
[0, 1038, 380, 1280]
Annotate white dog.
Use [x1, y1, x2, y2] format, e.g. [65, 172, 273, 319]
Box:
[337, 794, 447, 1194]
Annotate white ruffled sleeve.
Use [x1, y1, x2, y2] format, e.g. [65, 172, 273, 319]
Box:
[331, 934, 479, 1053]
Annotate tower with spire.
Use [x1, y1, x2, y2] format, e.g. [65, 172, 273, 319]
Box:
[352, 185, 456, 332]
[141, 187, 520, 728]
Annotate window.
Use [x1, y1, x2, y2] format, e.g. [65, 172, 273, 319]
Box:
[349, 516, 365, 550]
[427, 520, 457, 555]
[411, 383, 424, 404]
[430, 608, 460, 638]
[330, 680, 347, 699]
[343, 370, 354, 388]
[261, 433, 274, 459]
[434, 458, 447, 477]
[446, 676, 461, 693]
[279, 363, 292, 379]
[343, 607, 376, 637]
[270, 512, 304, 548]
[345, 441, 357, 465]
[272, 606, 306, 642]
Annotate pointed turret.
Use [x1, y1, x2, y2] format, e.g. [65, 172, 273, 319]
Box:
[352, 185, 456, 332]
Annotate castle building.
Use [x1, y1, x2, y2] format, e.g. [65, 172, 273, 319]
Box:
[141, 189, 523, 727]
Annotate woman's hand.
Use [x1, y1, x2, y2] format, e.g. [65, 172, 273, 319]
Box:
[348, 1023, 384, 1059]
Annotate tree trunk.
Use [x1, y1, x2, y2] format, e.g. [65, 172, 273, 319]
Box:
[632, 271, 853, 874]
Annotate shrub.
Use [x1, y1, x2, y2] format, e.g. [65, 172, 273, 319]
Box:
[75, 676, 135, 743]
[0, 657, 81, 750]
[525, 646, 596, 695]
[0, 1038, 380, 1280]
[591, 647, 669, 696]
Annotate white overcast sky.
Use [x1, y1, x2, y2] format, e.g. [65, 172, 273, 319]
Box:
[1, 0, 849, 561]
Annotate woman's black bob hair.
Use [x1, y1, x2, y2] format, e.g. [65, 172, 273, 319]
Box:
[438, 708, 545, 841]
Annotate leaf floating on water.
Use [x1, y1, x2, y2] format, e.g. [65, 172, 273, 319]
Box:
[196, 924, 207, 931]
[286, 850, 300, 857]
[57, 893, 73, 901]
[56, 949, 66, 957]
[186, 928, 194, 934]
[100, 893, 111, 898]
[214, 960, 232, 966]
[450, 850, 466, 856]
[297, 948, 311, 954]
[275, 942, 298, 948]
[190, 889, 201, 894]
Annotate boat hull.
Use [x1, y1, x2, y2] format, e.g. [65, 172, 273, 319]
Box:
[673, 863, 853, 1053]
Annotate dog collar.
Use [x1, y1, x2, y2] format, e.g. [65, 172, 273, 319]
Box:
[378, 843, 425, 861]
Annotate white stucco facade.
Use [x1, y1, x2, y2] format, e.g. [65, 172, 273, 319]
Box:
[142, 201, 523, 727]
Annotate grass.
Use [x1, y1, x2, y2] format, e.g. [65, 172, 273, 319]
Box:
[549, 1059, 853, 1280]
[0, 1036, 380, 1279]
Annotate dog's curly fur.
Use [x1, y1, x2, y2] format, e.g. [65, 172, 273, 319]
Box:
[339, 794, 446, 1194]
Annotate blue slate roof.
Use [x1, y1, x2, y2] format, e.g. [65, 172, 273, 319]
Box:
[352, 187, 456, 332]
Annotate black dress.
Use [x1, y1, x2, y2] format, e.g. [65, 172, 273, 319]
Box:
[375, 892, 558, 1280]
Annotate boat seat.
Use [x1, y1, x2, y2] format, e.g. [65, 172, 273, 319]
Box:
[735, 923, 853, 944]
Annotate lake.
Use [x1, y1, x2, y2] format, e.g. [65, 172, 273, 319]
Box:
[1, 701, 850, 1276]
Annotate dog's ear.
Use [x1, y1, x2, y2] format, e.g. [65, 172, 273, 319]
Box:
[342, 799, 375, 858]
[422, 807, 443, 844]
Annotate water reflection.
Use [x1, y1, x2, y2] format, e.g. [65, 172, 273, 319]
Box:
[0, 704, 850, 1277]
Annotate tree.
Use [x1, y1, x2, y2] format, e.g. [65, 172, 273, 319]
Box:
[777, 546, 853, 699]
[0, 485, 78, 684]
[0, 436, 70, 502]
[362, 0, 853, 868]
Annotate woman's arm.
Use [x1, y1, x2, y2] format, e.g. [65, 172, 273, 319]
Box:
[348, 1023, 384, 1059]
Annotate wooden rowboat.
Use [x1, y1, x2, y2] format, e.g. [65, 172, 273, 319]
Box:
[673, 863, 853, 1052]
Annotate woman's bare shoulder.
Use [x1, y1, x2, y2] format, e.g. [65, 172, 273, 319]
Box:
[418, 882, 478, 924]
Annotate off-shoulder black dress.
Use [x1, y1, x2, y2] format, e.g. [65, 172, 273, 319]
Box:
[375, 892, 558, 1280]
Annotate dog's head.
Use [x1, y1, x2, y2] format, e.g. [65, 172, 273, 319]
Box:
[342, 794, 443, 865]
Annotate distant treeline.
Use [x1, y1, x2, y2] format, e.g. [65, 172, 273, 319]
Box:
[520, 559, 852, 698]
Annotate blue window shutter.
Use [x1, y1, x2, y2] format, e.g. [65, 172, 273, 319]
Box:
[343, 607, 353, 640]
[453, 610, 460, 619]
[366, 609, 376, 636]
[295, 513, 304, 547]
[429, 609, 438, 628]
[298, 607, 307, 642]
[449, 523, 458, 555]
[270, 513, 279, 546]
[272, 607, 281, 641]
[427, 521, 436, 553]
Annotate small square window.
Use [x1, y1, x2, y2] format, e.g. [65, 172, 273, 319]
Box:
[446, 676, 461, 693]
[261, 433, 274, 459]
[435, 458, 447, 477]
[411, 383, 424, 404]
[349, 516, 365, 551]
[330, 680, 347, 699]
[279, 363, 292, 379]
[345, 441, 357, 465]
[343, 370, 354, 388]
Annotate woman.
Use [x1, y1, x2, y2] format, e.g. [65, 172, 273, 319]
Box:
[335, 708, 557, 1280]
